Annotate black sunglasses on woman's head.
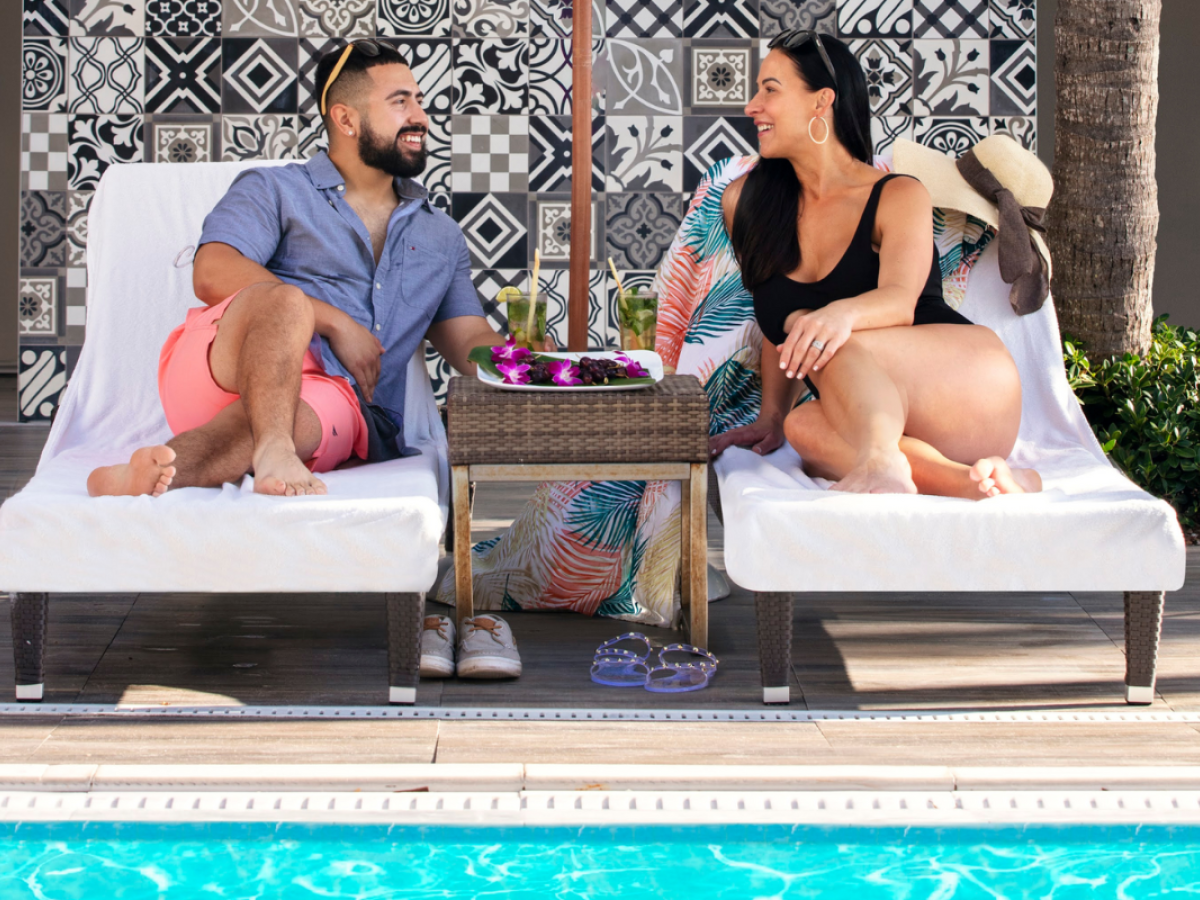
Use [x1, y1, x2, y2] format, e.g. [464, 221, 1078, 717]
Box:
[767, 29, 838, 88]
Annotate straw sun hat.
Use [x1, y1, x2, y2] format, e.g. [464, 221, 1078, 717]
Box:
[893, 135, 1054, 315]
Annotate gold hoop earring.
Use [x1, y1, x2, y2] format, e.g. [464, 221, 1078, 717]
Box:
[808, 116, 830, 145]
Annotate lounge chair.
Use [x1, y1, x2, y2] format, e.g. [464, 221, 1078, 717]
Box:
[713, 242, 1186, 705]
[1, 161, 448, 704]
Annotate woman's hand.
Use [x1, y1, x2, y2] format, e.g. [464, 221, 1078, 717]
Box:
[709, 414, 785, 459]
[778, 303, 854, 381]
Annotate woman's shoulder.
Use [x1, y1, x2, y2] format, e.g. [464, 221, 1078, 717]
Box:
[874, 171, 933, 220]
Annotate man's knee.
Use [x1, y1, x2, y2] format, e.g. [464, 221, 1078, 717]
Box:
[252, 283, 313, 333]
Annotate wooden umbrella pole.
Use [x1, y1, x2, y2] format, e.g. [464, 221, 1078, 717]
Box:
[567, 0, 592, 351]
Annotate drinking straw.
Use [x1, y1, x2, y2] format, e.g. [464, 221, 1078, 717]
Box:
[527, 249, 541, 346]
[607, 256, 625, 297]
[608, 257, 630, 344]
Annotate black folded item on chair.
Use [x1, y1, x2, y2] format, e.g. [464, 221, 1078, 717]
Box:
[353, 384, 419, 462]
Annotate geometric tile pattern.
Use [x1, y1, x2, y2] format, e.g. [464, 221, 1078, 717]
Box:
[914, 0, 987, 38]
[683, 0, 758, 38]
[851, 38, 912, 116]
[691, 46, 751, 107]
[144, 37, 223, 113]
[20, 190, 67, 268]
[23, 38, 68, 111]
[989, 0, 1034, 39]
[450, 114, 529, 192]
[990, 38, 1035, 116]
[21, 112, 69, 191]
[18, 0, 1036, 413]
[912, 39, 989, 116]
[68, 37, 145, 114]
[146, 0, 223, 36]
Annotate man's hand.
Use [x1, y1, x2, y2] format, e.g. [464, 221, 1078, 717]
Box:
[328, 315, 384, 401]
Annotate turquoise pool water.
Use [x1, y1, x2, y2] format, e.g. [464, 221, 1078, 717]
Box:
[1, 823, 1198, 898]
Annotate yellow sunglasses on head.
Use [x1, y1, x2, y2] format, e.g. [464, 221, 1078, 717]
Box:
[320, 39, 384, 117]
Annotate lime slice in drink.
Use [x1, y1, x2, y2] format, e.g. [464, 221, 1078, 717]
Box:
[497, 286, 524, 304]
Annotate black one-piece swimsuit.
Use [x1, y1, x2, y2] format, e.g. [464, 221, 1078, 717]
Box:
[752, 173, 973, 396]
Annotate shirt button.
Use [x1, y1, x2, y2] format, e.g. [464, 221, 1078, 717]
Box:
[375, 282, 382, 289]
[375, 324, 382, 331]
[337, 185, 344, 192]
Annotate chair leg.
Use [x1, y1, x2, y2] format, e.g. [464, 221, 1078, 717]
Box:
[707, 464, 723, 526]
[755, 591, 793, 704]
[11, 593, 48, 702]
[386, 592, 422, 705]
[1124, 590, 1165, 705]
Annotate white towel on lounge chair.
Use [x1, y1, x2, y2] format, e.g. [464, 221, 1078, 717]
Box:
[0, 161, 449, 594]
[716, 240, 1186, 593]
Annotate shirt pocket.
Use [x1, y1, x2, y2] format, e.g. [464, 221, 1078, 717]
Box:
[401, 242, 453, 310]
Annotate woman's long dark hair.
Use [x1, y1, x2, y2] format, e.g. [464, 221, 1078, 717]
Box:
[731, 35, 873, 290]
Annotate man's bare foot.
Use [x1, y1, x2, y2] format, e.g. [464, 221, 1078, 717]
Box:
[87, 445, 177, 497]
[252, 437, 326, 496]
[969, 456, 1042, 499]
[832, 450, 918, 495]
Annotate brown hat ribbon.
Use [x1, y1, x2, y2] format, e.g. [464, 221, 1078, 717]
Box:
[956, 149, 1049, 315]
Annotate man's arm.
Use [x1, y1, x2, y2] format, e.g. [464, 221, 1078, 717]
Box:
[425, 314, 505, 376]
[193, 242, 385, 402]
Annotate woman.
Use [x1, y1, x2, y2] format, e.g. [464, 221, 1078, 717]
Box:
[708, 31, 1041, 499]
[437, 32, 1040, 628]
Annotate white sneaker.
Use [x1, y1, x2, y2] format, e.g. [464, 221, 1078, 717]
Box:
[457, 615, 522, 679]
[419, 615, 456, 678]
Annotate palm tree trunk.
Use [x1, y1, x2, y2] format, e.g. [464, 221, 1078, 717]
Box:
[1049, 0, 1160, 357]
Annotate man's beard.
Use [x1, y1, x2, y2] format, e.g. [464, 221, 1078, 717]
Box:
[357, 118, 428, 179]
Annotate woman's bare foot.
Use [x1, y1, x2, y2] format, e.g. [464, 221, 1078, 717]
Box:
[251, 437, 326, 496]
[87, 445, 177, 497]
[832, 450, 918, 495]
[969, 456, 1042, 499]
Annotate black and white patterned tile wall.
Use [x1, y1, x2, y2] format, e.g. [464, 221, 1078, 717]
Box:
[19, 0, 1037, 420]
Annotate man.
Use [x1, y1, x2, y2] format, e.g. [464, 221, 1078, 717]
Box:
[87, 42, 520, 677]
[88, 41, 499, 498]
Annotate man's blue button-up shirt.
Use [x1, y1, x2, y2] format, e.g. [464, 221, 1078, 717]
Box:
[198, 151, 482, 433]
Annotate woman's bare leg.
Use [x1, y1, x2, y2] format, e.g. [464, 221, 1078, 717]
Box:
[789, 323, 1040, 497]
[785, 400, 1040, 500]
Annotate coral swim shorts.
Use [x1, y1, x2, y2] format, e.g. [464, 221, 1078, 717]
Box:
[157, 292, 368, 473]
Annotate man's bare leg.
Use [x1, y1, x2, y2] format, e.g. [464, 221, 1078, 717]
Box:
[89, 282, 326, 497]
[783, 400, 1041, 500]
[88, 398, 324, 496]
[205, 282, 324, 496]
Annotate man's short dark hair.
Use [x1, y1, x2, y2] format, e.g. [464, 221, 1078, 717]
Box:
[315, 41, 411, 125]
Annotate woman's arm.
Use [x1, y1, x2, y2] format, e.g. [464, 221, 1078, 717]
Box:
[777, 176, 937, 381]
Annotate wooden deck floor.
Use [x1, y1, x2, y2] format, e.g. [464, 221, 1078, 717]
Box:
[3, 386, 1199, 767]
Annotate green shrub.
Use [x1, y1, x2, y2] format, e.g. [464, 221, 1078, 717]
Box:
[1063, 316, 1200, 533]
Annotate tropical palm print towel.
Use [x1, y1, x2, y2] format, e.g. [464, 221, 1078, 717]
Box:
[435, 154, 995, 626]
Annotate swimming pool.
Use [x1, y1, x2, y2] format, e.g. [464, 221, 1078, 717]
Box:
[3, 823, 1199, 898]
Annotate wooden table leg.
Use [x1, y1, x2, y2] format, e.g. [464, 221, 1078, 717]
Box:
[689, 462, 708, 649]
[679, 470, 692, 623]
[452, 465, 474, 628]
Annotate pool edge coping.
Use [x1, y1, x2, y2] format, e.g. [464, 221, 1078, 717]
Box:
[5, 764, 1200, 793]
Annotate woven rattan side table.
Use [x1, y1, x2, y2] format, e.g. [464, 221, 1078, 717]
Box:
[446, 375, 712, 646]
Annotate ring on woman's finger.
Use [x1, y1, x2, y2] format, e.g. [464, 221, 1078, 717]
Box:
[811, 339, 826, 351]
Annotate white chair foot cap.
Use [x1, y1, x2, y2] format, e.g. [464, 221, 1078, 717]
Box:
[389, 686, 416, 705]
[1126, 684, 1155, 705]
[762, 686, 790, 704]
[15, 683, 44, 702]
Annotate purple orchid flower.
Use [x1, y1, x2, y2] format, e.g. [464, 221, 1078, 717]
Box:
[547, 359, 582, 386]
[612, 352, 649, 378]
[496, 360, 532, 385]
[491, 337, 532, 364]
